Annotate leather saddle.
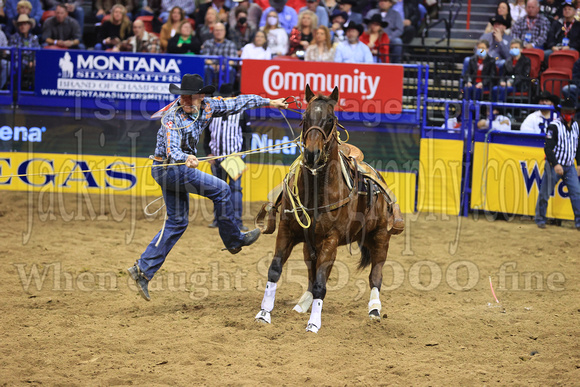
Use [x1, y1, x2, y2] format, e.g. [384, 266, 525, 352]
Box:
[255, 144, 404, 235]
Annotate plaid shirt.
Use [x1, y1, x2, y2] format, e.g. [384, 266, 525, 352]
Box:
[511, 15, 551, 48]
[201, 38, 238, 62]
[154, 94, 270, 162]
[9, 33, 41, 66]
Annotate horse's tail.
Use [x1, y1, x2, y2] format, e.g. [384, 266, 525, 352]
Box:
[358, 244, 372, 270]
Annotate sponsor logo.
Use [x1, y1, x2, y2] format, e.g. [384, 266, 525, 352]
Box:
[0, 126, 46, 142]
[251, 134, 297, 155]
[76, 54, 180, 73]
[262, 65, 381, 100]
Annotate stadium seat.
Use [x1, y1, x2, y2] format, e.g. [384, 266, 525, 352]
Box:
[541, 68, 572, 98]
[136, 16, 155, 33]
[548, 50, 580, 71]
[522, 48, 544, 79]
[41, 10, 55, 23]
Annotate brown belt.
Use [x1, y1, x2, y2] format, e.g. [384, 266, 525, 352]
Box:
[150, 155, 166, 162]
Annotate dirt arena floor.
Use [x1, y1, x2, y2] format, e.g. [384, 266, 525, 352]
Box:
[0, 191, 579, 386]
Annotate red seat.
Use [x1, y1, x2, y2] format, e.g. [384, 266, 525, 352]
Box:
[541, 68, 573, 98]
[41, 10, 55, 23]
[548, 50, 580, 70]
[522, 48, 545, 79]
[136, 15, 155, 33]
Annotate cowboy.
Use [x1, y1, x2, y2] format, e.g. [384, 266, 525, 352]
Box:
[127, 74, 289, 301]
[334, 22, 373, 63]
[535, 98, 580, 230]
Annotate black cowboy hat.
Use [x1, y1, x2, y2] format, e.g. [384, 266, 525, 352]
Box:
[169, 74, 216, 95]
[558, 97, 579, 112]
[269, 0, 287, 9]
[562, 0, 576, 8]
[330, 9, 348, 22]
[213, 83, 234, 97]
[535, 91, 560, 106]
[364, 14, 389, 28]
[344, 21, 364, 35]
[338, 0, 357, 5]
[489, 15, 509, 28]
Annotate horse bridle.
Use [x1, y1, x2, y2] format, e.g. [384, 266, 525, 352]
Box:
[300, 116, 338, 175]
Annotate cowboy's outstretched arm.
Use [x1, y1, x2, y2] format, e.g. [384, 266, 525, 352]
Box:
[207, 95, 288, 116]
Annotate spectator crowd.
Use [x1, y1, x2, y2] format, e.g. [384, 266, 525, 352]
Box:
[0, 0, 438, 88]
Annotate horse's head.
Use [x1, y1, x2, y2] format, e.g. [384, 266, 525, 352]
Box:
[302, 84, 339, 170]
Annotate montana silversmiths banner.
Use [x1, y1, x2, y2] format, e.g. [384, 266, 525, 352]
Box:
[31, 50, 204, 110]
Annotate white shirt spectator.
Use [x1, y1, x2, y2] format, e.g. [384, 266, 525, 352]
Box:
[264, 27, 288, 56]
[520, 110, 557, 134]
[241, 42, 272, 59]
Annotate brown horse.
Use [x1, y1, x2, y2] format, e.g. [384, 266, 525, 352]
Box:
[255, 85, 404, 333]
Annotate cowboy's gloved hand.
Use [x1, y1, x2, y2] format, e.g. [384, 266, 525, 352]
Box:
[270, 98, 289, 109]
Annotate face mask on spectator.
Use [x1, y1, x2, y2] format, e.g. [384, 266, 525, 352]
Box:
[509, 48, 520, 57]
[477, 49, 487, 58]
[267, 16, 278, 26]
[238, 17, 247, 25]
[562, 113, 574, 122]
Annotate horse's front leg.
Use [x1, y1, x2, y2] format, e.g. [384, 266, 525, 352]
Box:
[255, 224, 296, 324]
[292, 243, 316, 313]
[306, 236, 339, 333]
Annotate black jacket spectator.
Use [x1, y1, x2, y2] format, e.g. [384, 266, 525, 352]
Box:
[502, 54, 531, 89]
[546, 19, 580, 52]
[167, 33, 201, 54]
[195, 1, 230, 28]
[464, 54, 498, 89]
[404, 0, 421, 28]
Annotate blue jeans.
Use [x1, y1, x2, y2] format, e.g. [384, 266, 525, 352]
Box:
[137, 161, 245, 279]
[535, 161, 580, 227]
[211, 162, 243, 227]
[464, 86, 488, 100]
[491, 85, 514, 102]
[389, 37, 403, 63]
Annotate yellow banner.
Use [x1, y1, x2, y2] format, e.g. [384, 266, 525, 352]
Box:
[417, 138, 464, 215]
[0, 152, 415, 212]
[471, 142, 576, 220]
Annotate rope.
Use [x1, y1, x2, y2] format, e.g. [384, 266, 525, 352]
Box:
[0, 140, 301, 180]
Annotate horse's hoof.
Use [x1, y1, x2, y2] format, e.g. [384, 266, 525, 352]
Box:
[255, 309, 271, 324]
[369, 309, 381, 321]
[305, 323, 319, 333]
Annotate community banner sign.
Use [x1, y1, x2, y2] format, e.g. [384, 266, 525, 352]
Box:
[29, 50, 205, 111]
[240, 59, 404, 114]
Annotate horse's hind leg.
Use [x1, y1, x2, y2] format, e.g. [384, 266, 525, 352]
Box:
[255, 225, 297, 324]
[292, 244, 316, 313]
[366, 235, 391, 321]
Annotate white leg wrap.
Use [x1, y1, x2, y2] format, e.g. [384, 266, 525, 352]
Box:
[306, 299, 323, 333]
[260, 281, 277, 312]
[368, 287, 381, 314]
[293, 291, 314, 313]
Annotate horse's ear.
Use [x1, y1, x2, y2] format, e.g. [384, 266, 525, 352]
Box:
[330, 86, 339, 103]
[305, 84, 314, 102]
